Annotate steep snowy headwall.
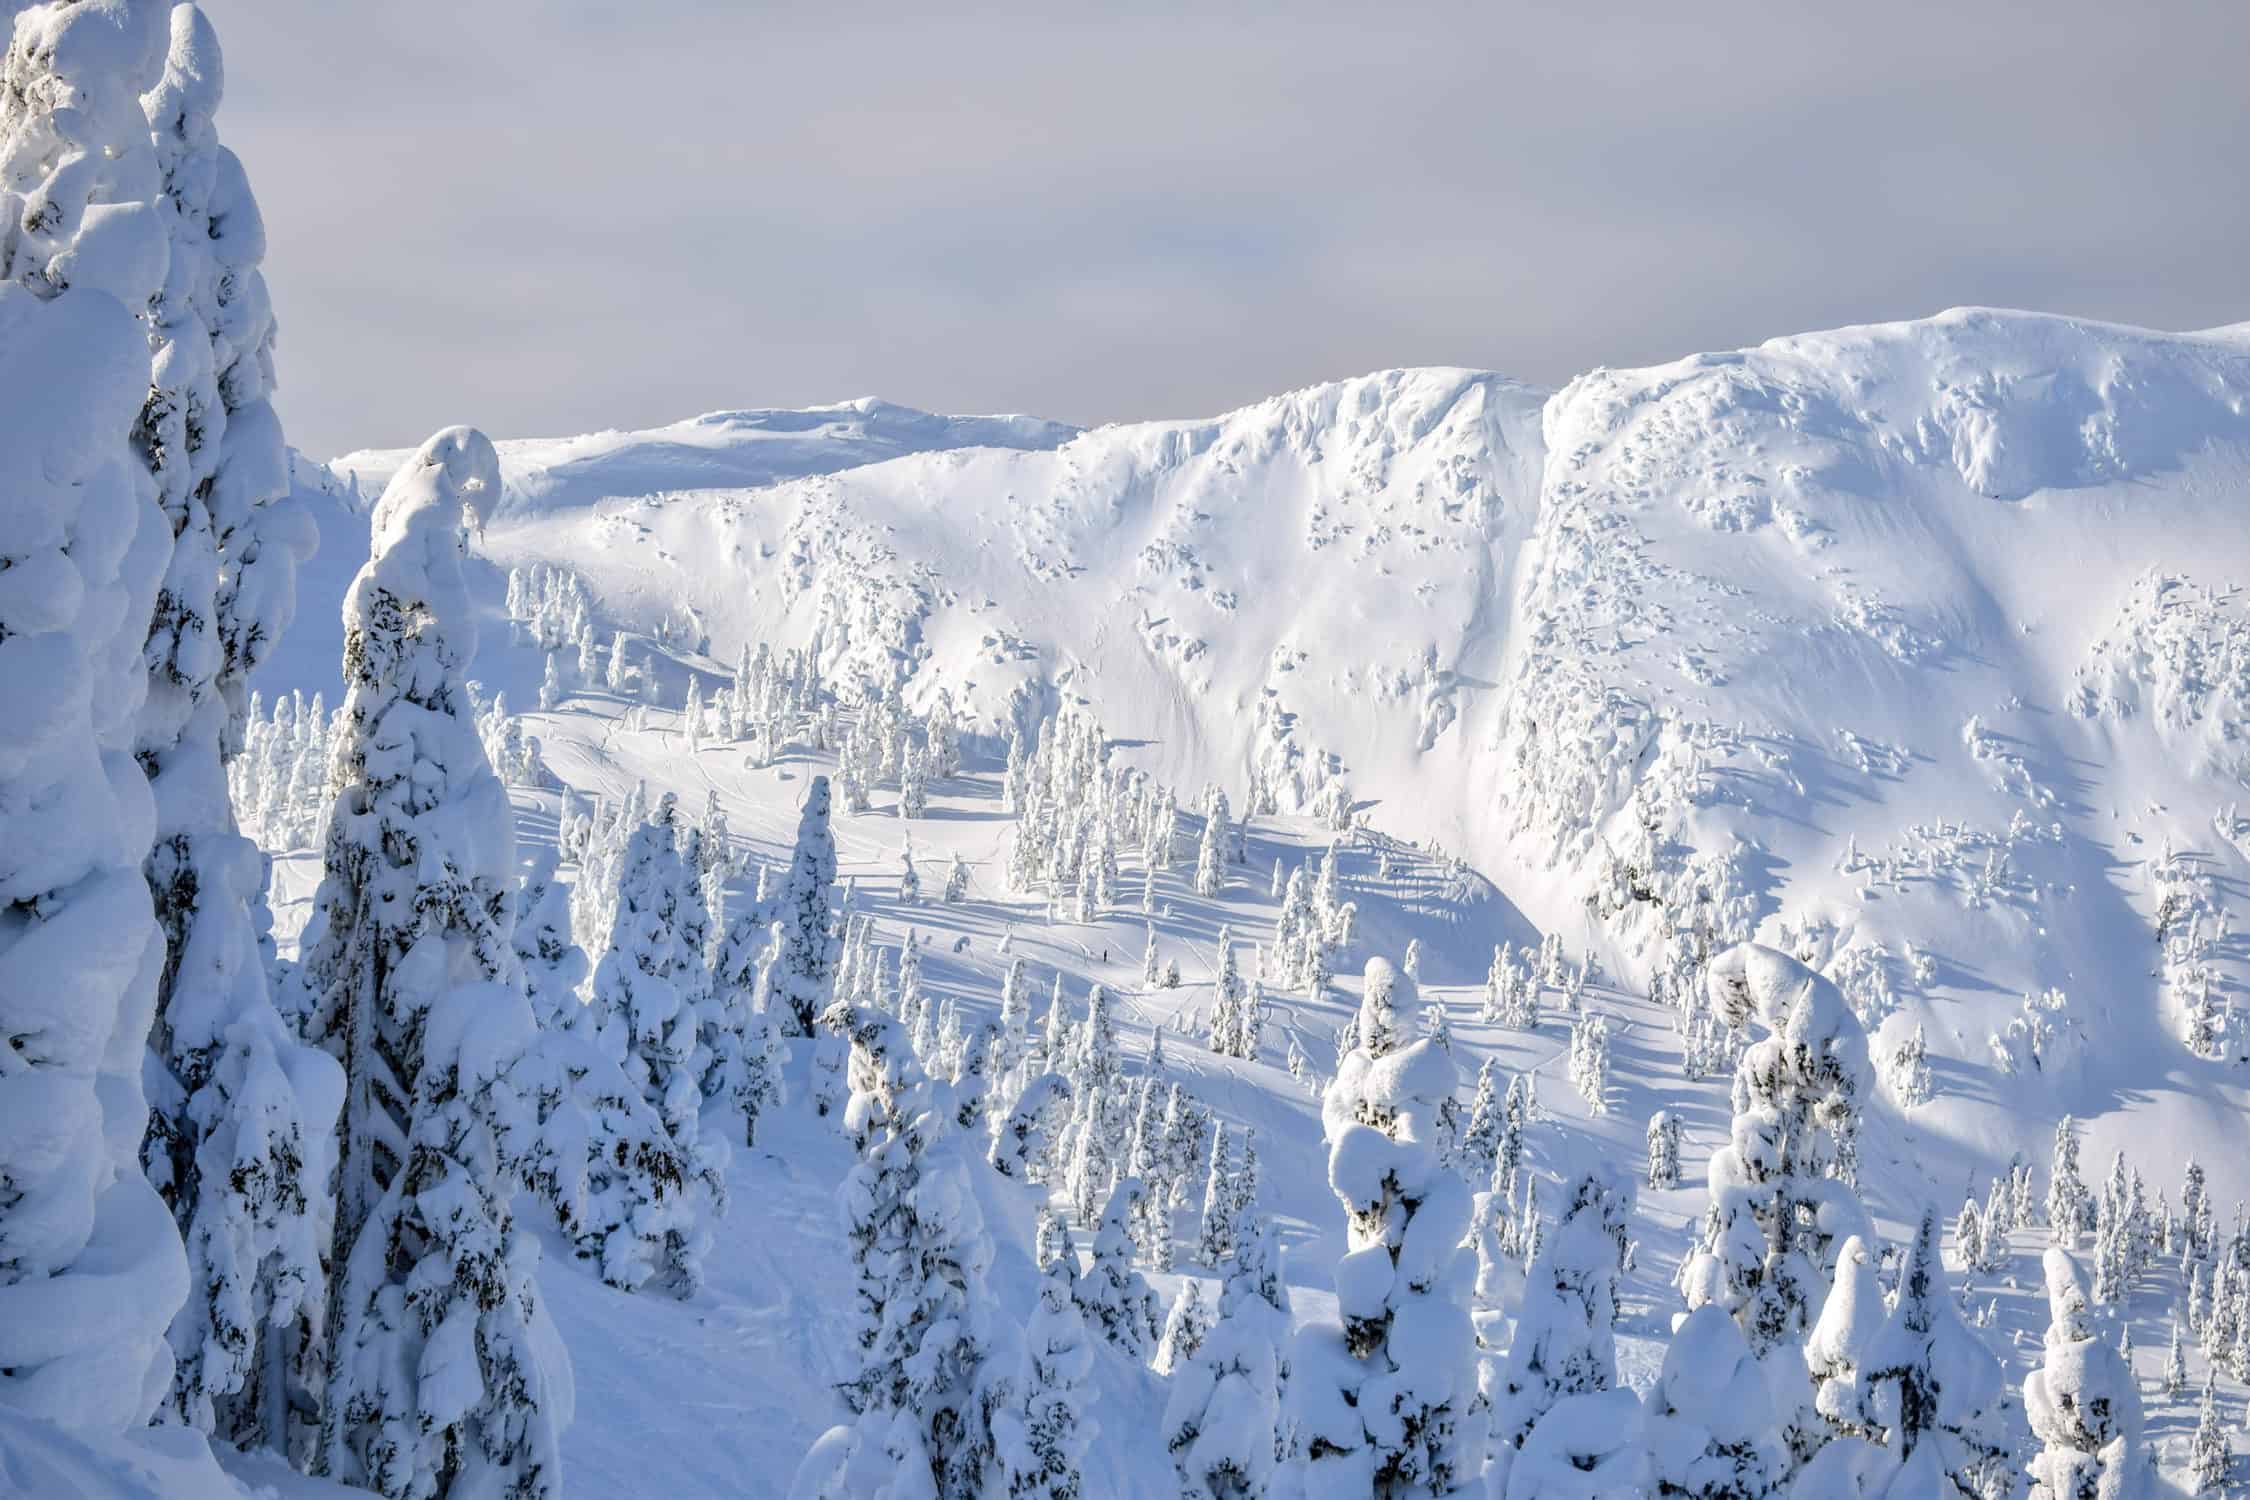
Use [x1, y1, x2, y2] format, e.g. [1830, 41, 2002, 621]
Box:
[273, 310, 2250, 1175]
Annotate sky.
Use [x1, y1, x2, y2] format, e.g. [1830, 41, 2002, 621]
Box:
[218, 1, 2250, 461]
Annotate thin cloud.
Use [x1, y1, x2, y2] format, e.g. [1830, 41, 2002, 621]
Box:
[214, 1, 2250, 459]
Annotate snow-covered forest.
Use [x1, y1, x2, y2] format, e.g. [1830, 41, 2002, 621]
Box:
[6, 4, 2250, 1499]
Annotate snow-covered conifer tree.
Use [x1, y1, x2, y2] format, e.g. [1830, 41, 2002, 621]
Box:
[2050, 1116, 2090, 1247]
[803, 1005, 1002, 1499]
[292, 430, 568, 1496]
[1294, 957, 1480, 1494]
[1566, 1011, 1611, 1115]
[771, 776, 841, 1035]
[1211, 928, 1247, 1057]
[1157, 1280, 1213, 1375]
[1679, 946, 1872, 1357]
[1488, 1166, 1633, 1485]
[585, 808, 727, 1296]
[1493, 1073, 1531, 1211]
[127, 8, 346, 1445]
[1457, 1059, 1504, 1187]
[1198, 1124, 1235, 1267]
[1646, 1110, 1681, 1190]
[993, 1242, 1096, 1500]
[1842, 1206, 2013, 1496]
[1641, 1304, 1785, 1499]
[997, 957, 1032, 1079]
[1956, 1197, 1986, 1278]
[2189, 1368, 2229, 1494]
[1804, 1233, 1885, 1454]
[0, 0, 196, 1432]
[2024, 1245, 2145, 1499]
[1196, 789, 1230, 897]
[1078, 1180, 1160, 1359]
[1165, 1219, 1292, 1499]
[605, 629, 631, 694]
[1886, 1022, 1933, 1109]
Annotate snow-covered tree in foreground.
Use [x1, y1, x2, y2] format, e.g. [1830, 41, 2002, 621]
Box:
[1294, 956, 1481, 1496]
[1165, 1220, 1293, 1499]
[994, 1238, 1096, 1499]
[0, 0, 185, 1431]
[291, 428, 570, 1498]
[797, 1003, 1002, 1500]
[1487, 1165, 1632, 1490]
[1797, 1206, 2013, 1498]
[1641, 1304, 1785, 1498]
[1679, 942, 1874, 1473]
[2025, 1247, 2145, 1500]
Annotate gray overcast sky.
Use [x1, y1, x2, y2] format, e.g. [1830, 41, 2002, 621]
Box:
[217, 2, 2250, 461]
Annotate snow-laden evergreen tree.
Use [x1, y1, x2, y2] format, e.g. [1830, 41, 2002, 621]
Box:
[1646, 1110, 1681, 1191]
[584, 807, 728, 1295]
[1566, 1011, 1611, 1115]
[2180, 1160, 2214, 1267]
[1293, 956, 1481, 1496]
[1641, 1303, 1786, 1499]
[711, 918, 787, 1149]
[2050, 1116, 2090, 1247]
[771, 775, 841, 1035]
[1956, 1196, 1986, 1278]
[0, 0, 192, 1431]
[1455, 1059, 1504, 1187]
[1062, 984, 1125, 1220]
[800, 1004, 1003, 1500]
[292, 429, 569, 1498]
[1077, 1179, 1160, 1359]
[1157, 1280, 1214, 1376]
[1487, 1166, 1633, 1488]
[1211, 927, 1249, 1057]
[1828, 1206, 2015, 1498]
[992, 1237, 1096, 1500]
[1165, 1219, 1293, 1499]
[1804, 1233, 1885, 1451]
[2189, 1368, 2229, 1494]
[1491, 1072, 1532, 1214]
[2025, 1246, 2145, 1500]
[1196, 788, 1229, 897]
[505, 854, 695, 1299]
[1886, 1022, 1933, 1109]
[1680, 945, 1873, 1359]
[127, 9, 345, 1447]
[1198, 1123, 1236, 1267]
[1494, 1386, 1649, 1499]
[990, 1072, 1073, 1183]
[604, 629, 632, 694]
[996, 956, 1033, 1080]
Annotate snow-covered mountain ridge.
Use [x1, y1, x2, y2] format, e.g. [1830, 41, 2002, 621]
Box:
[303, 311, 2250, 1184]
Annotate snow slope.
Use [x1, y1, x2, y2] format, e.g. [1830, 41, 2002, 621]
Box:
[249, 306, 2250, 1492]
[290, 311, 2250, 1174]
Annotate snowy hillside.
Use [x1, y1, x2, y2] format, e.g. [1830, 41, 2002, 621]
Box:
[217, 307, 2250, 1494]
[287, 310, 2250, 1200]
[17, 4, 2250, 1498]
